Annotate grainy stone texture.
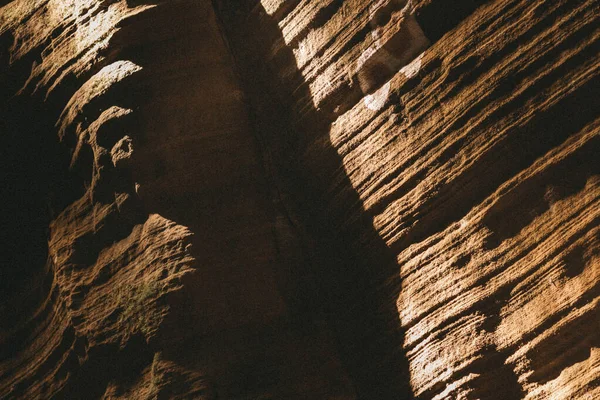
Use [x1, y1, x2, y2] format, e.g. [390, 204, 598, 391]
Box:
[1, 0, 353, 398]
[1, 0, 598, 399]
[218, 0, 599, 398]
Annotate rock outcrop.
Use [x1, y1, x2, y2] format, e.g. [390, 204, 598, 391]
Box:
[1, 0, 598, 399]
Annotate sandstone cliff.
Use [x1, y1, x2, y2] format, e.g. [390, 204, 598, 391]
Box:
[1, 0, 598, 399]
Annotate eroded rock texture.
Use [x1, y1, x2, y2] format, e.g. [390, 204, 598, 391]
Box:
[1, 0, 598, 399]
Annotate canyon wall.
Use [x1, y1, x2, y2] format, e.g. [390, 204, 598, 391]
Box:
[1, 0, 598, 399]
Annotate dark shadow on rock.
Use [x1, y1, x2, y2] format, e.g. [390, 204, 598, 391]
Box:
[213, 2, 414, 398]
[0, 45, 85, 311]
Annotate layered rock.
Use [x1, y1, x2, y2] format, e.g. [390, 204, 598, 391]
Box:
[1, 0, 598, 399]
[217, 0, 599, 398]
[1, 0, 353, 398]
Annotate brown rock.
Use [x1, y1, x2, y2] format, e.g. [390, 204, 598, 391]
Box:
[1, 0, 598, 398]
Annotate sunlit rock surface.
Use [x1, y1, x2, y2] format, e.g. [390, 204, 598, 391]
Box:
[1, 0, 598, 398]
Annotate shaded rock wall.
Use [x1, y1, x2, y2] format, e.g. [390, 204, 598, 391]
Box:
[1, 0, 353, 398]
[1, 0, 599, 399]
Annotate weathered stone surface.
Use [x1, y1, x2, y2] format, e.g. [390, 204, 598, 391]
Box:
[1, 0, 353, 398]
[1, 0, 598, 398]
[218, 0, 599, 398]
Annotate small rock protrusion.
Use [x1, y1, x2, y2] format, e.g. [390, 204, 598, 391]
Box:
[111, 135, 134, 168]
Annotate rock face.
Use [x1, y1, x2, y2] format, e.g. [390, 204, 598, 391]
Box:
[0, 0, 598, 399]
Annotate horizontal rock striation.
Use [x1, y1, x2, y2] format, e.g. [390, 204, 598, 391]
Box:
[1, 0, 598, 398]
[217, 0, 599, 398]
[1, 0, 354, 398]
